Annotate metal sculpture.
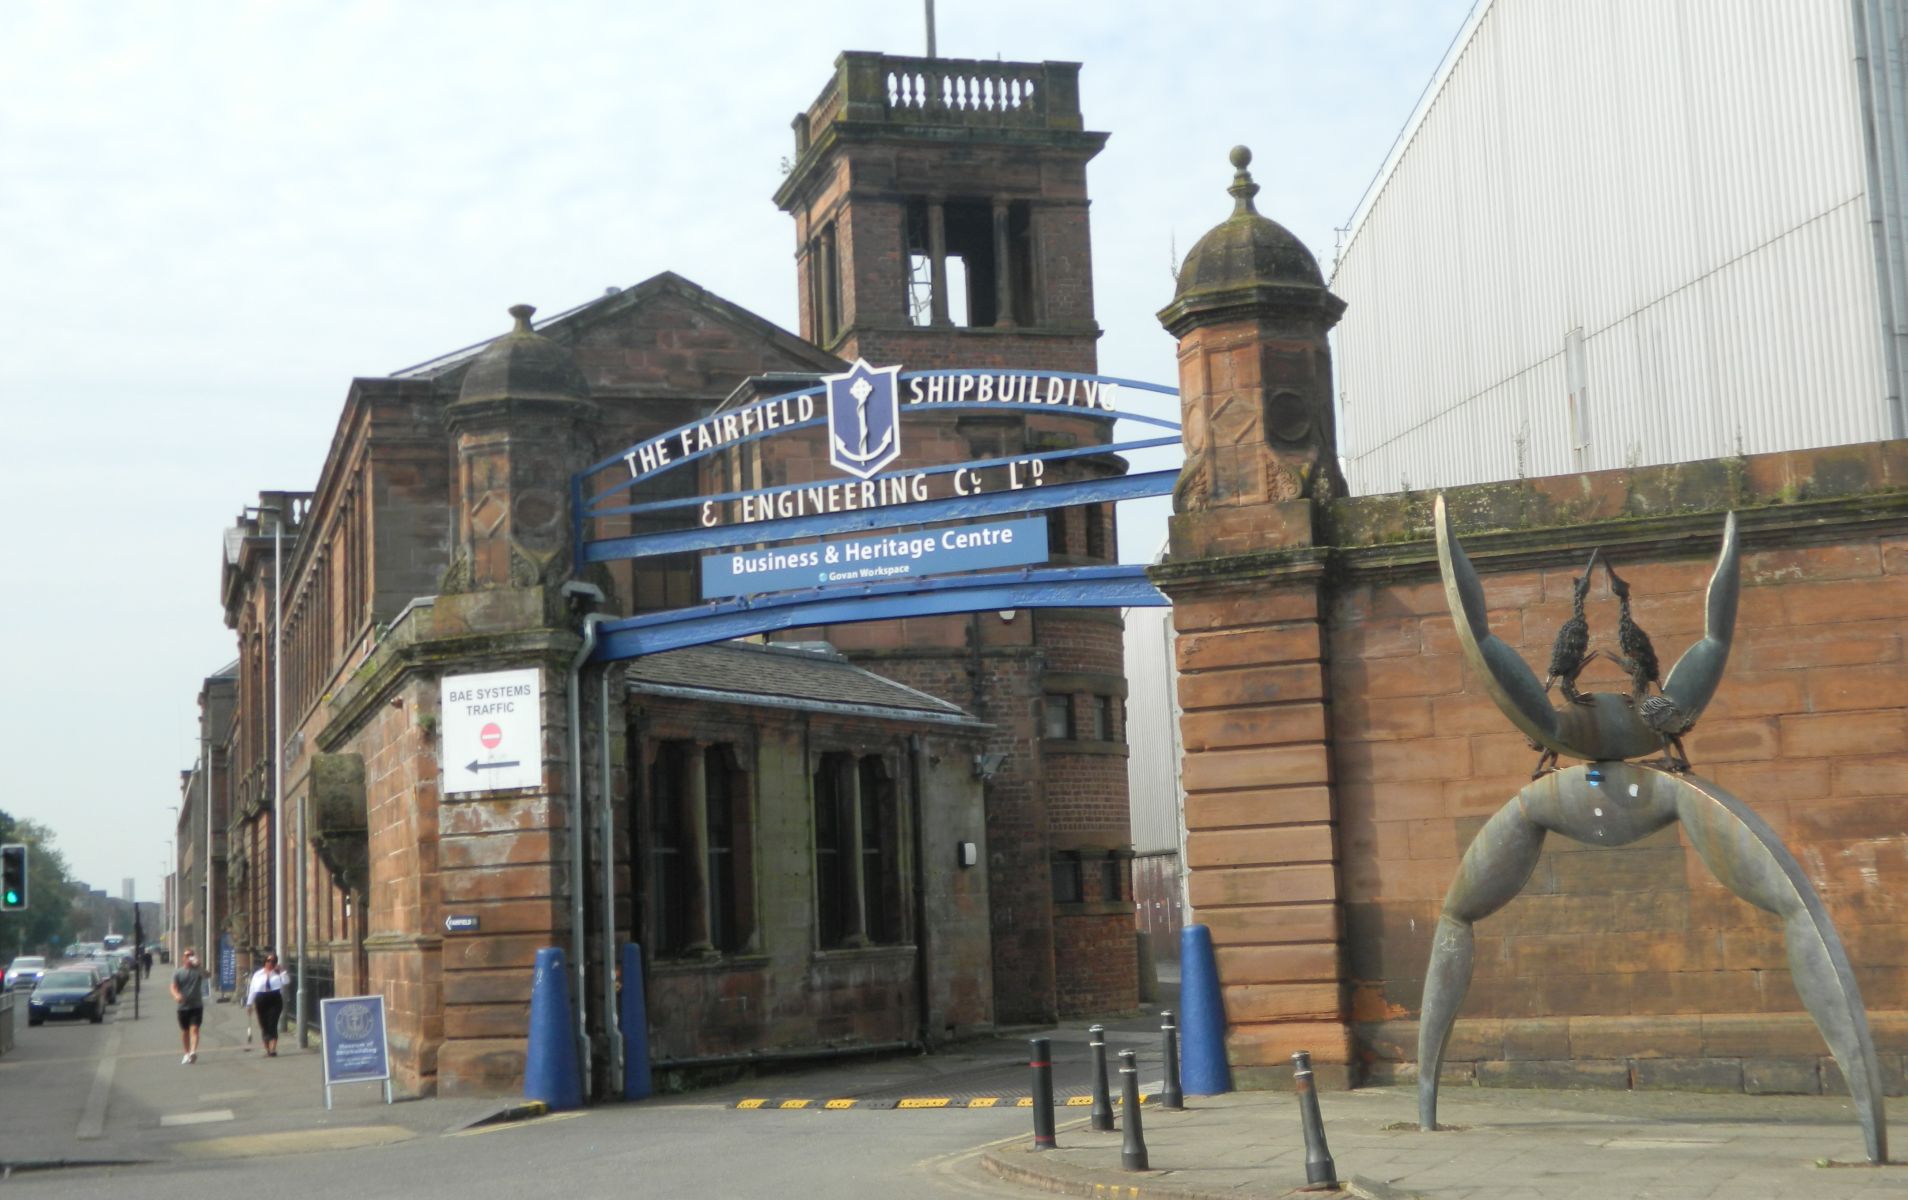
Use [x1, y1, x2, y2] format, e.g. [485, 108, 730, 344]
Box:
[1418, 495, 1888, 1164]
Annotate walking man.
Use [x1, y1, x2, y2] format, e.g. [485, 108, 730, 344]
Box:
[170, 949, 207, 1064]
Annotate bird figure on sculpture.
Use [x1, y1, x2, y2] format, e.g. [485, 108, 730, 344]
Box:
[1531, 548, 1602, 777]
[1543, 548, 1602, 705]
[1598, 648, 1696, 772]
[1637, 689, 1696, 772]
[1598, 562, 1692, 771]
[1604, 563, 1660, 694]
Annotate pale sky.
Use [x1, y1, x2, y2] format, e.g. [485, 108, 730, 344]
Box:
[0, 0, 1474, 904]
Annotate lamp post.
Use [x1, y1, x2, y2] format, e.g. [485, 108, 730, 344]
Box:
[199, 721, 214, 985]
[158, 856, 171, 962]
[268, 505, 284, 965]
[166, 807, 180, 960]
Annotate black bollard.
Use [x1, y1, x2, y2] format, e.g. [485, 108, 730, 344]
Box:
[1030, 1037, 1057, 1150]
[1159, 1010, 1184, 1110]
[1119, 1049, 1148, 1171]
[1088, 1024, 1115, 1131]
[1291, 1050, 1338, 1188]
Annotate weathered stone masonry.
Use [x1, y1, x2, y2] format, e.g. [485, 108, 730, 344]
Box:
[1154, 148, 1908, 1094]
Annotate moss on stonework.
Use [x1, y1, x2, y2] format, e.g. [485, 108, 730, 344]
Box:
[1323, 444, 1908, 548]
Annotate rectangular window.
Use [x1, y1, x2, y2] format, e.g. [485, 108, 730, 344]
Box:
[905, 199, 934, 327]
[814, 751, 903, 949]
[1099, 855, 1125, 903]
[1047, 508, 1068, 557]
[942, 200, 993, 326]
[648, 742, 692, 957]
[859, 756, 902, 945]
[705, 748, 739, 954]
[1051, 855, 1082, 904]
[1008, 200, 1035, 324]
[1084, 505, 1108, 561]
[816, 224, 841, 344]
[814, 752, 854, 948]
[652, 741, 753, 957]
[1043, 694, 1074, 741]
[1089, 695, 1112, 742]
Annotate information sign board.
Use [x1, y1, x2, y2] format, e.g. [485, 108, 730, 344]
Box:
[701, 517, 1048, 598]
[440, 668, 542, 794]
[320, 994, 393, 1108]
[218, 933, 236, 992]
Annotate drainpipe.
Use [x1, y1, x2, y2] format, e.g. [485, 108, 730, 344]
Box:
[598, 665, 620, 1096]
[564, 582, 606, 1096]
[907, 734, 930, 1049]
[1853, 0, 1908, 435]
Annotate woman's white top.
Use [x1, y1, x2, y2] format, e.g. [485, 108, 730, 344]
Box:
[246, 967, 290, 1005]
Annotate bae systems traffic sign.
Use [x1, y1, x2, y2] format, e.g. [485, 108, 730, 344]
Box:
[440, 668, 542, 795]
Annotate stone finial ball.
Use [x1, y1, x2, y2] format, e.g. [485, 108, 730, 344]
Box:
[1229, 145, 1252, 171]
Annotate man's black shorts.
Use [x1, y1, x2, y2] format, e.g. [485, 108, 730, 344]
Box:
[176, 1006, 204, 1031]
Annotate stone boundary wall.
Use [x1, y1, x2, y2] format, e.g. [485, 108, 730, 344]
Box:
[1169, 438, 1908, 1094]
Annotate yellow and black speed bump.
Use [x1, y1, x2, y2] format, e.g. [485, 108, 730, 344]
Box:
[733, 1093, 1151, 1111]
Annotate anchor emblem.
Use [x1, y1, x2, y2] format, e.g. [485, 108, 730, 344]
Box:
[824, 359, 902, 479]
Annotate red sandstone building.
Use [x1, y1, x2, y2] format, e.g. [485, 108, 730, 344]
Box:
[195, 51, 1137, 1096]
[184, 42, 1907, 1112]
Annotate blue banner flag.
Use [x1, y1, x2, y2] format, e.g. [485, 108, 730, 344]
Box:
[701, 517, 1049, 598]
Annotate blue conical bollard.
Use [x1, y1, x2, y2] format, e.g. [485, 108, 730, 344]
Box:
[524, 946, 582, 1110]
[619, 942, 652, 1101]
[1179, 923, 1232, 1095]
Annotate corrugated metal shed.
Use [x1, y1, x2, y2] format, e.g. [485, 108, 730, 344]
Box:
[1330, 0, 1899, 496]
[1124, 606, 1184, 856]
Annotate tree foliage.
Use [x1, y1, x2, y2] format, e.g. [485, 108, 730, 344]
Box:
[0, 809, 80, 958]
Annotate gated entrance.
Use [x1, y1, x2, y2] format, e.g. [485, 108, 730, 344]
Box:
[570, 363, 1180, 659]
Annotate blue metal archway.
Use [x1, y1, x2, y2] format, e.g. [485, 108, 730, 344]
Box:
[570, 368, 1180, 662]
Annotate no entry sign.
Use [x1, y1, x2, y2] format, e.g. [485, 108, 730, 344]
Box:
[440, 668, 543, 794]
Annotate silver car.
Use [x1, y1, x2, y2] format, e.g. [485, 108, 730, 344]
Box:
[4, 955, 46, 990]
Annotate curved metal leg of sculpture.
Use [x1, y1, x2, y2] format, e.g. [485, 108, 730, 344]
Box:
[1417, 798, 1547, 1131]
[1672, 775, 1888, 1164]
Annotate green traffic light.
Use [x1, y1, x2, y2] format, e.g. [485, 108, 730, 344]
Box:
[1, 891, 14, 906]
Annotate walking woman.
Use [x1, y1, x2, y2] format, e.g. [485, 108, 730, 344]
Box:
[246, 953, 290, 1056]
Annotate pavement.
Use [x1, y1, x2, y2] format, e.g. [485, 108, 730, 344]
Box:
[1, 987, 507, 1171]
[980, 1084, 1906, 1199]
[5, 976, 1904, 1198]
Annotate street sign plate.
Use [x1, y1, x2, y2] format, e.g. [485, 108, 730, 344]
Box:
[444, 914, 480, 933]
[440, 668, 542, 795]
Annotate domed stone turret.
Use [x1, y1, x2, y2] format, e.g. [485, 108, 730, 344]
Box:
[1155, 147, 1347, 539]
[440, 303, 596, 596]
[455, 304, 590, 406]
[1158, 147, 1343, 335]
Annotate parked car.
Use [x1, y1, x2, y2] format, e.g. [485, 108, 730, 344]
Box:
[4, 956, 47, 991]
[80, 959, 118, 1004]
[104, 952, 134, 989]
[27, 968, 108, 1025]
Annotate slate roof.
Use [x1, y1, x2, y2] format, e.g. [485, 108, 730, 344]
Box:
[388, 271, 840, 382]
[624, 640, 977, 724]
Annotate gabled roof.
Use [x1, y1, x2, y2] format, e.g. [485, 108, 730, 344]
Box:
[389, 271, 842, 383]
[625, 640, 981, 727]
